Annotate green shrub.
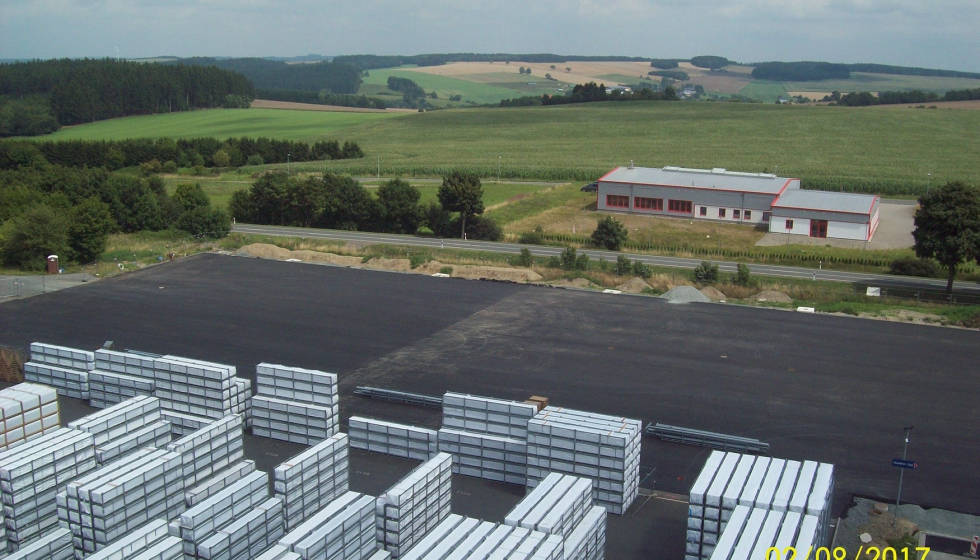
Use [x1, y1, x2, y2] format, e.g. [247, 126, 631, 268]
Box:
[576, 252, 590, 270]
[246, 154, 265, 166]
[591, 216, 628, 250]
[694, 260, 719, 283]
[889, 257, 942, 278]
[519, 232, 544, 244]
[597, 257, 609, 272]
[560, 247, 578, 270]
[735, 263, 751, 286]
[409, 253, 429, 268]
[547, 255, 561, 268]
[1, 204, 69, 270]
[162, 161, 178, 173]
[175, 207, 231, 238]
[439, 266, 453, 275]
[633, 261, 652, 278]
[615, 254, 633, 275]
[192, 165, 207, 176]
[515, 248, 534, 267]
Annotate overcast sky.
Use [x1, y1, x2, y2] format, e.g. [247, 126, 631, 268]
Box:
[2, 0, 979, 72]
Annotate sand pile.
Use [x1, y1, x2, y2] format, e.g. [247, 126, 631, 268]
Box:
[616, 278, 652, 294]
[237, 243, 292, 259]
[699, 286, 728, 301]
[551, 278, 598, 289]
[290, 250, 362, 266]
[754, 290, 793, 303]
[661, 286, 712, 303]
[365, 257, 412, 271]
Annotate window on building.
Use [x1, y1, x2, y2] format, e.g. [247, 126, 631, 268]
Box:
[634, 197, 663, 210]
[667, 200, 692, 213]
[762, 212, 771, 222]
[699, 206, 707, 216]
[785, 219, 794, 230]
[718, 208, 726, 218]
[733, 209, 741, 219]
[606, 194, 630, 208]
[744, 210, 752, 220]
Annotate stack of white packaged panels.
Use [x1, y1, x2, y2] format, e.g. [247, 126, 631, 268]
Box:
[166, 414, 244, 488]
[278, 491, 376, 560]
[85, 519, 179, 560]
[375, 453, 453, 559]
[68, 396, 171, 466]
[60, 446, 185, 555]
[437, 428, 527, 485]
[162, 410, 214, 436]
[233, 378, 252, 428]
[88, 370, 155, 408]
[23, 362, 90, 400]
[185, 461, 257, 507]
[195, 497, 284, 560]
[398, 514, 564, 560]
[170, 470, 270, 560]
[256, 363, 337, 406]
[256, 545, 301, 560]
[348, 417, 438, 461]
[0, 383, 61, 452]
[562, 506, 607, 560]
[0, 428, 96, 552]
[28, 342, 95, 371]
[441, 393, 538, 439]
[251, 396, 336, 446]
[1, 527, 73, 560]
[687, 451, 835, 560]
[708, 505, 820, 560]
[526, 407, 642, 515]
[504, 472, 595, 538]
[274, 433, 350, 531]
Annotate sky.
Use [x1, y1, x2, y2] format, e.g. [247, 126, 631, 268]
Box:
[2, 0, 979, 72]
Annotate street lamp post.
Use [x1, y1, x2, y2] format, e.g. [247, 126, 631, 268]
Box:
[498, 156, 501, 184]
[894, 426, 914, 527]
[287, 153, 290, 174]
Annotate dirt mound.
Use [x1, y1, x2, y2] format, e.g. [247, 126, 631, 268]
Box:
[551, 278, 598, 289]
[662, 286, 712, 303]
[365, 257, 412, 271]
[616, 278, 652, 294]
[237, 243, 293, 259]
[754, 290, 793, 303]
[859, 309, 945, 325]
[699, 286, 728, 301]
[415, 261, 450, 274]
[453, 265, 542, 283]
[290, 250, 362, 266]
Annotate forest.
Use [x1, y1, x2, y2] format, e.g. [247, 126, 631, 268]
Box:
[172, 58, 363, 94]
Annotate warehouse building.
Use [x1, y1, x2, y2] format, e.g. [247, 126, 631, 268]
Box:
[596, 165, 880, 241]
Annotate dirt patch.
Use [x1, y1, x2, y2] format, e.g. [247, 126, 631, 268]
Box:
[550, 278, 598, 289]
[290, 250, 362, 266]
[856, 508, 920, 559]
[616, 278, 652, 293]
[416, 260, 542, 283]
[237, 243, 294, 259]
[859, 309, 946, 325]
[754, 290, 793, 303]
[365, 257, 412, 271]
[699, 286, 728, 301]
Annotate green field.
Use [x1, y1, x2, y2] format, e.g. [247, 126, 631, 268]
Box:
[44, 109, 402, 142]
[781, 72, 980, 94]
[738, 81, 789, 102]
[360, 68, 556, 105]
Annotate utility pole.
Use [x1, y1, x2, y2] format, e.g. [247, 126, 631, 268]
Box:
[894, 426, 914, 527]
[378, 155, 380, 180]
[498, 156, 501, 184]
[287, 153, 290, 174]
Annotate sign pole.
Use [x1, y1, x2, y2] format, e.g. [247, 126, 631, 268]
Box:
[894, 426, 913, 528]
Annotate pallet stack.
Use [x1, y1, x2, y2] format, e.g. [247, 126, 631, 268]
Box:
[28, 342, 94, 371]
[251, 363, 338, 445]
[708, 505, 820, 560]
[0, 428, 96, 552]
[171, 469, 273, 559]
[166, 414, 244, 488]
[2, 527, 73, 560]
[68, 396, 171, 466]
[60, 447, 185, 555]
[375, 453, 453, 558]
[526, 407, 642, 515]
[399, 514, 565, 560]
[195, 497, 284, 560]
[162, 410, 214, 436]
[86, 519, 182, 560]
[186, 461, 257, 507]
[24, 342, 94, 399]
[88, 370, 155, 408]
[348, 417, 439, 461]
[563, 505, 607, 560]
[504, 472, 595, 538]
[278, 491, 377, 560]
[437, 428, 528, 485]
[687, 451, 835, 560]
[274, 433, 350, 531]
[0, 383, 61, 452]
[441, 393, 538, 439]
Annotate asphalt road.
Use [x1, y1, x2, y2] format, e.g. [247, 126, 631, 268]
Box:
[2, 254, 977, 558]
[232, 223, 980, 295]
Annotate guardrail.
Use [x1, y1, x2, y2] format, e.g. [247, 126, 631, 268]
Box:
[353, 386, 443, 408]
[645, 423, 770, 453]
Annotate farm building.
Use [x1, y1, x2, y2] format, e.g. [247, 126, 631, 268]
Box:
[596, 166, 880, 241]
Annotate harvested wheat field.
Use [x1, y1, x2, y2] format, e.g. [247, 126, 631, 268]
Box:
[406, 61, 656, 87]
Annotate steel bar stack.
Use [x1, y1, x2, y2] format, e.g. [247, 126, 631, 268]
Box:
[195, 497, 284, 560]
[162, 411, 214, 437]
[398, 514, 565, 560]
[273, 433, 350, 531]
[251, 363, 338, 445]
[59, 447, 185, 556]
[24, 342, 94, 400]
[0, 383, 61, 452]
[68, 396, 171, 466]
[504, 472, 595, 537]
[88, 370, 156, 408]
[27, 342, 94, 371]
[85, 519, 181, 560]
[348, 417, 439, 461]
[0, 428, 96, 552]
[563, 505, 607, 560]
[186, 461, 257, 507]
[708, 505, 820, 560]
[687, 450, 835, 560]
[171, 469, 273, 560]
[1, 527, 73, 560]
[437, 428, 528, 485]
[375, 453, 453, 558]
[278, 491, 377, 560]
[526, 407, 642, 515]
[441, 393, 538, 439]
[166, 414, 244, 488]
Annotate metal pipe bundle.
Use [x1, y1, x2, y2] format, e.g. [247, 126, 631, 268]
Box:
[166, 414, 244, 488]
[348, 416, 439, 461]
[437, 428, 527, 485]
[375, 453, 453, 558]
[274, 433, 350, 531]
[278, 491, 377, 560]
[441, 393, 538, 439]
[172, 470, 271, 559]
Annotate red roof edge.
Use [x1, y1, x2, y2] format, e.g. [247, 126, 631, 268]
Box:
[597, 168, 621, 182]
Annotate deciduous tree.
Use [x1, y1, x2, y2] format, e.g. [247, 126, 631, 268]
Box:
[437, 172, 484, 238]
[912, 181, 980, 294]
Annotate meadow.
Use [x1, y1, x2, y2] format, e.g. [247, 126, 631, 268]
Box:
[782, 72, 980, 95]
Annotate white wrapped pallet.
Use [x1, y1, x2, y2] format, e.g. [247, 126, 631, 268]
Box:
[68, 395, 161, 445]
[278, 491, 376, 560]
[166, 414, 244, 487]
[161, 410, 213, 436]
[2, 527, 73, 560]
[28, 342, 95, 371]
[128, 535, 184, 560]
[504, 472, 594, 538]
[256, 544, 302, 560]
[348, 416, 438, 461]
[88, 370, 155, 408]
[96, 420, 172, 466]
[0, 383, 61, 452]
[233, 378, 252, 428]
[376, 453, 453, 558]
[0, 427, 96, 552]
[23, 362, 90, 400]
[399, 515, 563, 560]
[274, 433, 350, 531]
[437, 428, 527, 485]
[709, 505, 814, 560]
[563, 505, 607, 560]
[441, 393, 537, 439]
[256, 363, 338, 407]
[251, 396, 337, 445]
[186, 461, 257, 507]
[60, 446, 185, 554]
[85, 519, 171, 560]
[196, 497, 284, 560]
[173, 469, 270, 559]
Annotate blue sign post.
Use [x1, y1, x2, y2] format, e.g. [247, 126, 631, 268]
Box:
[893, 427, 915, 528]
[892, 459, 918, 469]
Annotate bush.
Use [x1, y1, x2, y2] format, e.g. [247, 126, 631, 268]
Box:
[246, 154, 265, 166]
[633, 261, 652, 278]
[597, 257, 609, 272]
[139, 159, 163, 176]
[162, 160, 178, 173]
[889, 257, 941, 278]
[439, 266, 453, 275]
[615, 254, 633, 275]
[591, 216, 628, 250]
[516, 248, 534, 267]
[694, 260, 719, 283]
[175, 207, 232, 238]
[519, 231, 543, 244]
[67, 197, 116, 263]
[1, 205, 70, 270]
[576, 253, 590, 270]
[735, 263, 751, 286]
[560, 247, 578, 270]
[445, 215, 502, 241]
[547, 255, 561, 268]
[192, 165, 207, 176]
[409, 253, 429, 268]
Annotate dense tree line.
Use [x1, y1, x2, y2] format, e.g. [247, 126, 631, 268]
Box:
[334, 53, 652, 71]
[0, 96, 60, 136]
[172, 58, 361, 94]
[0, 165, 229, 269]
[689, 56, 730, 70]
[648, 70, 689, 81]
[500, 82, 678, 107]
[943, 88, 980, 101]
[0, 136, 364, 172]
[649, 59, 682, 69]
[847, 63, 980, 80]
[751, 62, 851, 82]
[254, 88, 386, 109]
[825, 88, 980, 107]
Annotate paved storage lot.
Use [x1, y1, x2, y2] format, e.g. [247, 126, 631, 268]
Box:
[2, 253, 977, 558]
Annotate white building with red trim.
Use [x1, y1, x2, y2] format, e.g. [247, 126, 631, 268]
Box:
[596, 166, 880, 241]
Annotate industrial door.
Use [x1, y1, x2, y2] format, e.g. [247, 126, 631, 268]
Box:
[810, 220, 828, 238]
